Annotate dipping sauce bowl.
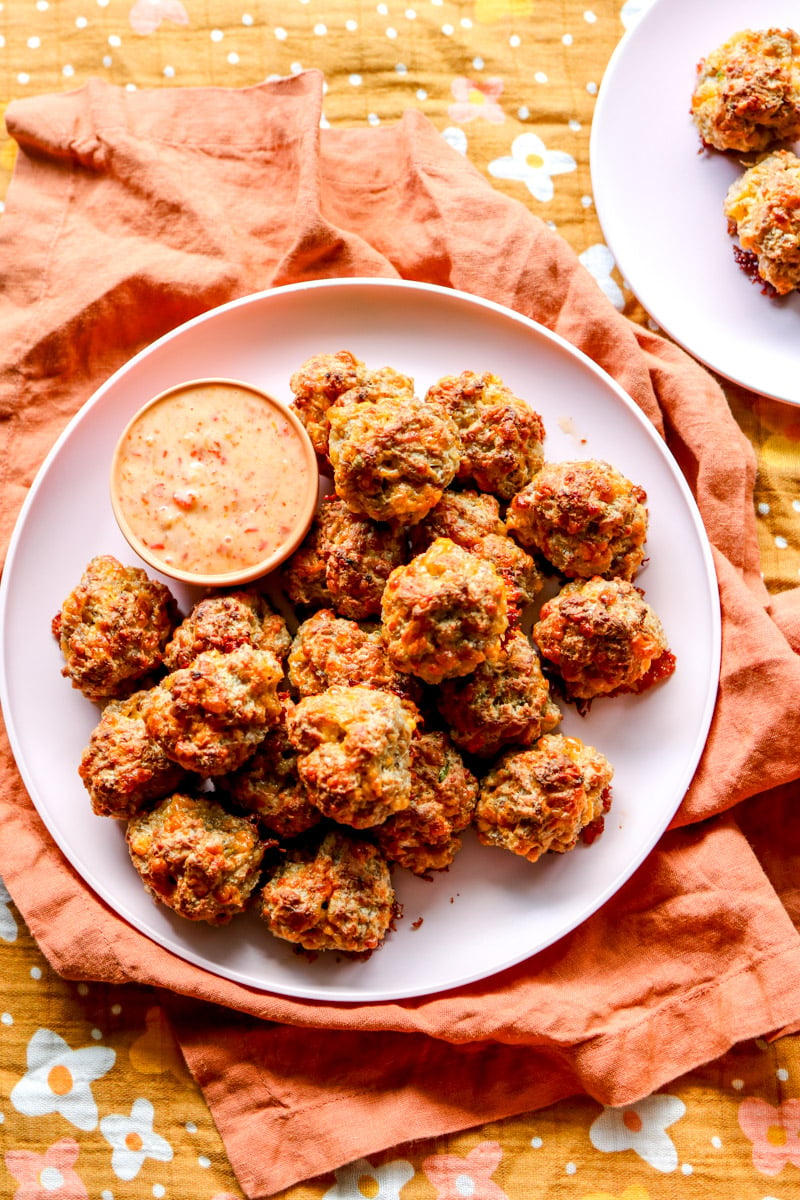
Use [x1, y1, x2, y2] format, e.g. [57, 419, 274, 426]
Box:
[110, 378, 319, 587]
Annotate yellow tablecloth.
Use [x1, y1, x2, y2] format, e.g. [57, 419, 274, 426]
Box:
[1, 2, 799, 1199]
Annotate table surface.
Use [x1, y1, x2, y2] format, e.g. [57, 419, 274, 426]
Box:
[1, 2, 799, 1198]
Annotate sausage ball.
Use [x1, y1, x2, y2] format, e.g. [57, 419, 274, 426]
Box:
[287, 608, 422, 706]
[163, 588, 291, 670]
[474, 733, 614, 862]
[140, 643, 283, 775]
[381, 538, 509, 685]
[532, 576, 673, 701]
[53, 554, 178, 703]
[506, 459, 648, 581]
[222, 696, 321, 839]
[724, 148, 800, 295]
[425, 371, 546, 499]
[409, 488, 506, 553]
[436, 629, 561, 758]
[282, 494, 407, 621]
[286, 684, 417, 828]
[289, 349, 366, 456]
[78, 690, 189, 819]
[327, 393, 461, 524]
[373, 730, 478, 874]
[259, 829, 395, 953]
[691, 27, 800, 153]
[473, 532, 544, 624]
[126, 791, 265, 924]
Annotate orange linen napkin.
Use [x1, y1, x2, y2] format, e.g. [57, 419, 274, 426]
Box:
[2, 72, 800, 1199]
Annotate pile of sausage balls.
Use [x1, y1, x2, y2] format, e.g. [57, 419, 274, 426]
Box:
[54, 352, 675, 956]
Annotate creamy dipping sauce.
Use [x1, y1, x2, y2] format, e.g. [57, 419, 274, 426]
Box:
[111, 380, 318, 582]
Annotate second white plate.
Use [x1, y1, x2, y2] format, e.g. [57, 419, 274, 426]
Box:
[591, 0, 800, 404]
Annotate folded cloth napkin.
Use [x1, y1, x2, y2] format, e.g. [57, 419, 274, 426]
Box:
[2, 72, 800, 1198]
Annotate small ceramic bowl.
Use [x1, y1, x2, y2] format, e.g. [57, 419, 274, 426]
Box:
[110, 378, 319, 587]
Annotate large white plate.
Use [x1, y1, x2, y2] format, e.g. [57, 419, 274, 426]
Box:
[590, 0, 800, 404]
[0, 279, 720, 1002]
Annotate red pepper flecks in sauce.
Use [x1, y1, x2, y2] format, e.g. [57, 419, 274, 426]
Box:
[113, 381, 316, 578]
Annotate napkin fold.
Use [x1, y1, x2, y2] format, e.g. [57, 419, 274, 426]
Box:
[2, 72, 800, 1199]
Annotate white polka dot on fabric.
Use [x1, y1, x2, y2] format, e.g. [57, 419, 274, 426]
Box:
[416, 88, 427, 100]
[349, 73, 362, 86]
[63, 64, 75, 76]
[386, 26, 398, 38]
[27, 36, 41, 49]
[211, 28, 224, 41]
[565, 1162, 577, 1175]
[681, 1163, 694, 1175]
[563, 33, 573, 45]
[314, 23, 327, 34]
[242, 13, 254, 25]
[472, 56, 484, 69]
[198, 1155, 211, 1169]
[775, 536, 788, 549]
[758, 502, 771, 514]
[108, 34, 121, 47]
[163, 64, 175, 77]
[509, 34, 520, 47]
[227, 51, 240, 64]
[711, 1135, 722, 1148]
[1, 1012, 12, 1025]
[777, 1067, 789, 1080]
[368, 113, 380, 125]
[530, 1135, 543, 1148]
[395, 62, 407, 74]
[29, 966, 41, 979]
[346, 19, 358, 31]
[76, 17, 88, 29]
[518, 105, 530, 119]
[274, 26, 287, 39]
[586, 81, 598, 94]
[584, 10, 597, 22]
[17, 72, 30, 84]
[732, 1078, 745, 1090]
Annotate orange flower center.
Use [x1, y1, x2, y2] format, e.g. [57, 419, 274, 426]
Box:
[525, 152, 545, 170]
[468, 89, 486, 106]
[767, 1124, 787, 1146]
[126, 1131, 145, 1153]
[357, 1175, 379, 1199]
[623, 1109, 643, 1134]
[47, 1065, 73, 1096]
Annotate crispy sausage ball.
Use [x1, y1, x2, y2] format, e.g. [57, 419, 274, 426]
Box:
[506, 459, 648, 582]
[436, 628, 561, 758]
[724, 149, 800, 295]
[474, 733, 614, 862]
[327, 393, 461, 524]
[163, 588, 291, 670]
[282, 494, 406, 621]
[287, 684, 417, 828]
[78, 691, 189, 819]
[381, 537, 509, 685]
[533, 576, 672, 701]
[126, 791, 265, 925]
[287, 608, 422, 706]
[140, 643, 283, 775]
[425, 371, 545, 499]
[53, 554, 178, 703]
[410, 491, 543, 622]
[691, 28, 800, 153]
[289, 349, 366, 456]
[222, 695, 321, 839]
[373, 729, 478, 874]
[409, 488, 506, 552]
[259, 829, 395, 953]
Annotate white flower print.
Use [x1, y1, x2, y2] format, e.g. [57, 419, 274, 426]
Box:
[579, 243, 626, 310]
[589, 1093, 687, 1172]
[488, 133, 576, 202]
[11, 1028, 116, 1131]
[0, 877, 18, 942]
[442, 126, 468, 156]
[323, 1156, 415, 1200]
[100, 1096, 174, 1180]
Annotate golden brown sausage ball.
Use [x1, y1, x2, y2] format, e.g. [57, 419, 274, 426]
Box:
[163, 588, 291, 670]
[425, 371, 545, 499]
[724, 149, 800, 295]
[409, 488, 506, 553]
[259, 829, 395, 953]
[286, 684, 417, 828]
[287, 608, 422, 706]
[283, 494, 407, 621]
[53, 555, 178, 703]
[126, 791, 265, 924]
[474, 733, 614, 862]
[78, 691, 189, 819]
[289, 349, 366, 456]
[373, 730, 478, 874]
[409, 491, 543, 623]
[691, 28, 800, 153]
[381, 537, 509, 685]
[140, 643, 283, 775]
[327, 393, 461, 524]
[532, 576, 673, 701]
[436, 628, 561, 758]
[222, 695, 322, 839]
[506, 459, 648, 581]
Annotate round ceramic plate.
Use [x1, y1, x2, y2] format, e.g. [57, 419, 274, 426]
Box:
[0, 278, 720, 1002]
[590, 0, 800, 404]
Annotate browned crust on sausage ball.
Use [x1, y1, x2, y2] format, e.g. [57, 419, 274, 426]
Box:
[474, 733, 614, 862]
[126, 791, 265, 924]
[163, 589, 291, 670]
